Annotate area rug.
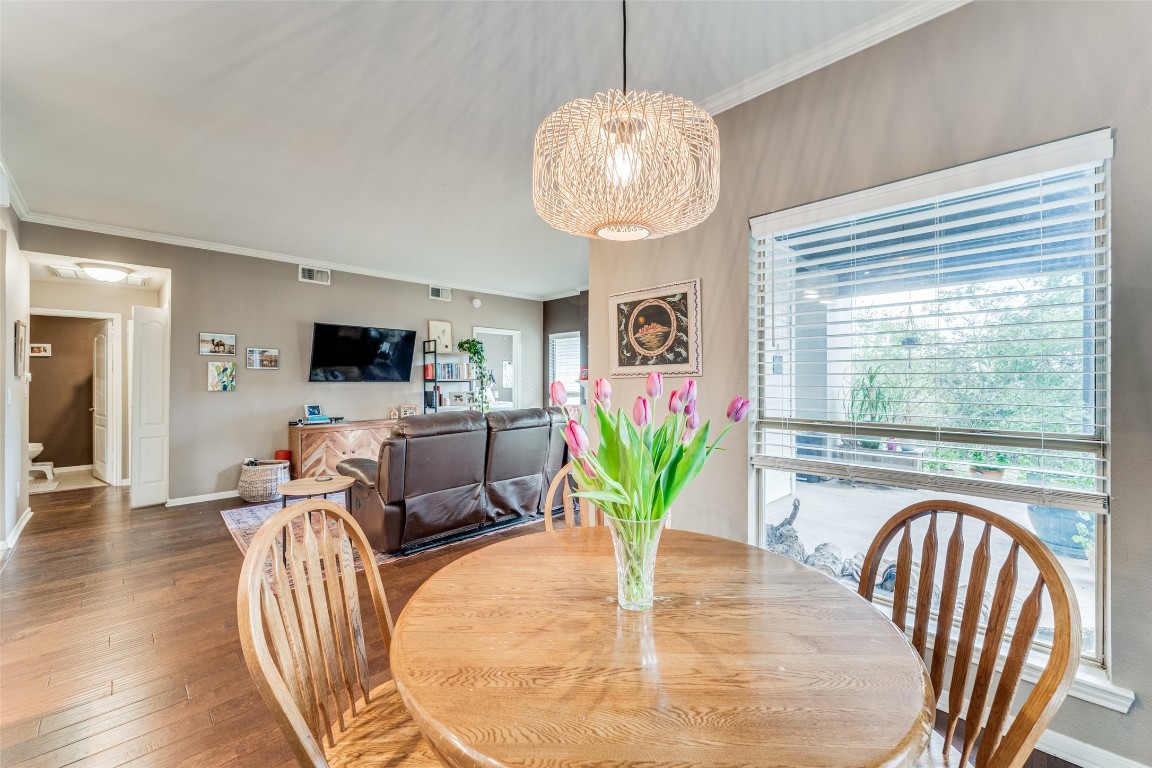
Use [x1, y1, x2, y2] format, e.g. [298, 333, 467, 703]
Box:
[220, 495, 542, 571]
[28, 480, 60, 494]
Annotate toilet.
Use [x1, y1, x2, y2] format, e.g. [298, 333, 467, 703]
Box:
[28, 443, 54, 481]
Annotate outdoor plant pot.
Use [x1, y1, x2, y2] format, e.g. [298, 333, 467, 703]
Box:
[1025, 504, 1088, 560]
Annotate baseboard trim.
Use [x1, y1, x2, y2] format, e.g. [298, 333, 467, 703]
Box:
[1, 508, 34, 551]
[1035, 730, 1149, 768]
[56, 464, 94, 473]
[938, 689, 1146, 768]
[166, 490, 239, 507]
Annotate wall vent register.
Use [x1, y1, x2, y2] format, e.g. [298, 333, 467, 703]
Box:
[429, 286, 453, 301]
[298, 265, 332, 285]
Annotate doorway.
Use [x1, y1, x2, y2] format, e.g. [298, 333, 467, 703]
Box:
[473, 327, 522, 410]
[27, 310, 121, 491]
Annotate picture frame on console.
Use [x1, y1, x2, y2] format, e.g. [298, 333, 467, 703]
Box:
[608, 278, 701, 377]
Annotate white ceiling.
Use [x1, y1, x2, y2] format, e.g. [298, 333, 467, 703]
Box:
[1, 1, 960, 300]
[25, 250, 169, 291]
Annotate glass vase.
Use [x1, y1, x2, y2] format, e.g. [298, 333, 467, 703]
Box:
[603, 511, 668, 611]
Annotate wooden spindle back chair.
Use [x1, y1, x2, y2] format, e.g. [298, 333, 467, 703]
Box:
[237, 499, 439, 767]
[543, 461, 601, 531]
[859, 500, 1080, 768]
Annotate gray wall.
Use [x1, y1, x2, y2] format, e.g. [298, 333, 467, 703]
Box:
[16, 223, 544, 500]
[588, 1, 1150, 761]
[543, 290, 588, 397]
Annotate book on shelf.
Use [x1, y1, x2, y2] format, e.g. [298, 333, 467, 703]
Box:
[431, 362, 472, 380]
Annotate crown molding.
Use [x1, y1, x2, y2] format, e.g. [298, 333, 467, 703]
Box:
[539, 287, 588, 301]
[0, 156, 32, 218]
[14, 208, 559, 302]
[699, 0, 971, 116]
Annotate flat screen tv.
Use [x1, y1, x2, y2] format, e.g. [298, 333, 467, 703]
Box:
[308, 323, 417, 383]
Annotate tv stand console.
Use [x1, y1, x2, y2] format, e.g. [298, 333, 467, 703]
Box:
[288, 418, 395, 479]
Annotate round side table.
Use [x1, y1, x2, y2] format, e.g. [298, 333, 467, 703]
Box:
[277, 475, 355, 509]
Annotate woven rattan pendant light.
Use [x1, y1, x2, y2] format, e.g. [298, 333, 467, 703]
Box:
[532, 2, 719, 241]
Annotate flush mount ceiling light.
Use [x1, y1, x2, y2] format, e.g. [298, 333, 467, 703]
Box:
[78, 262, 131, 282]
[532, 1, 719, 241]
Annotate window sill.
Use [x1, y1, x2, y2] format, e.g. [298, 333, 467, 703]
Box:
[1033, 658, 1135, 714]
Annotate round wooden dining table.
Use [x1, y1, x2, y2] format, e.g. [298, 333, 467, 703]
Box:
[390, 526, 934, 768]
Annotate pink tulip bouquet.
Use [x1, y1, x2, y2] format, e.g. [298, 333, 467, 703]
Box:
[549, 373, 749, 609]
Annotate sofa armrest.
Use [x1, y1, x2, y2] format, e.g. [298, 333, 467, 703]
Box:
[337, 458, 378, 489]
[378, 440, 406, 504]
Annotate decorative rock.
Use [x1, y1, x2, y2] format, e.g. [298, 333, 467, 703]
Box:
[842, 552, 866, 583]
[764, 499, 805, 562]
[805, 542, 843, 579]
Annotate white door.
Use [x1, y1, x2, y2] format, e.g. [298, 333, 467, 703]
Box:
[130, 306, 169, 508]
[92, 320, 113, 483]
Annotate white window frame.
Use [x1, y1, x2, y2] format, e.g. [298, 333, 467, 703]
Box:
[747, 129, 1136, 712]
[548, 331, 583, 404]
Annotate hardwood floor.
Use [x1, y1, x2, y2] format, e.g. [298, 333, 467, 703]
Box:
[1, 485, 1077, 768]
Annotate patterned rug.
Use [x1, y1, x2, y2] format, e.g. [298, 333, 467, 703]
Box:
[28, 480, 60, 494]
[220, 494, 542, 570]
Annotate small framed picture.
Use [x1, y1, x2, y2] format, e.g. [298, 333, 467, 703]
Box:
[30, 344, 52, 357]
[448, 391, 473, 407]
[246, 347, 279, 369]
[14, 320, 27, 376]
[304, 403, 324, 419]
[428, 320, 453, 353]
[400, 403, 419, 417]
[199, 332, 236, 356]
[208, 361, 237, 391]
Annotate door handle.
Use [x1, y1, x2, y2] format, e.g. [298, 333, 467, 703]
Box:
[89, 408, 95, 412]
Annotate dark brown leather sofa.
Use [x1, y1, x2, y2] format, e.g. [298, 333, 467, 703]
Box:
[337, 408, 568, 553]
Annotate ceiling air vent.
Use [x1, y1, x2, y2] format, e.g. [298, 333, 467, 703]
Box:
[429, 286, 452, 302]
[298, 265, 331, 286]
[50, 266, 81, 279]
[126, 275, 150, 287]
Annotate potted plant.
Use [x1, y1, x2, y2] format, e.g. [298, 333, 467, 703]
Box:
[456, 338, 490, 412]
[1023, 470, 1095, 560]
[845, 367, 898, 450]
[969, 450, 1010, 480]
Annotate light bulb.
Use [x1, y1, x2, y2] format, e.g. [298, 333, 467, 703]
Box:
[607, 145, 642, 186]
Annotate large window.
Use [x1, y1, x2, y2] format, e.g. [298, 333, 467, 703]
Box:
[548, 332, 583, 404]
[749, 130, 1112, 661]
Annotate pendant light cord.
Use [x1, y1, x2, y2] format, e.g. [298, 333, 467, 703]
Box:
[622, 0, 627, 94]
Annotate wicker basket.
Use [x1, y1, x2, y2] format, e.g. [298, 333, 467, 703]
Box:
[237, 460, 291, 503]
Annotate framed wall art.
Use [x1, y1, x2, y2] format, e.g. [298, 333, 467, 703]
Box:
[246, 347, 279, 369]
[208, 361, 237, 391]
[14, 320, 27, 377]
[428, 320, 453, 353]
[30, 343, 51, 357]
[199, 332, 236, 356]
[608, 278, 701, 377]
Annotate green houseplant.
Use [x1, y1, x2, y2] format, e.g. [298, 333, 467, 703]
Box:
[847, 367, 900, 450]
[456, 338, 490, 412]
[969, 450, 1011, 479]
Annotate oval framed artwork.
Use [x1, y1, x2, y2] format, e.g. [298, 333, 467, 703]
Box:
[609, 278, 701, 377]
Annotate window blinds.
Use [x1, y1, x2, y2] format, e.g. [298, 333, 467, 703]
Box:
[548, 332, 583, 402]
[749, 132, 1113, 514]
